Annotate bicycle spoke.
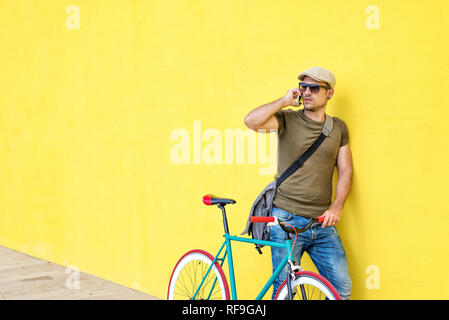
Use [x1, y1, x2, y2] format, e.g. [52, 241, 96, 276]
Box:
[168, 251, 229, 300]
[174, 259, 223, 300]
[277, 274, 338, 300]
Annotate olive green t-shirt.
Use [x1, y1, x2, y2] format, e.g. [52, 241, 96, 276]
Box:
[273, 108, 349, 218]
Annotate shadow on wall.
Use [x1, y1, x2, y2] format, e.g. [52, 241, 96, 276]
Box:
[331, 91, 371, 299]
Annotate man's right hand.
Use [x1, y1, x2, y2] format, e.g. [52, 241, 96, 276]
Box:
[244, 88, 301, 132]
[284, 88, 301, 107]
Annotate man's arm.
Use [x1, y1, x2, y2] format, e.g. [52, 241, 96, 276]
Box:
[244, 88, 300, 132]
[321, 144, 353, 228]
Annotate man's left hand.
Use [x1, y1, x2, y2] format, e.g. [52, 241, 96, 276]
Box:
[321, 206, 342, 228]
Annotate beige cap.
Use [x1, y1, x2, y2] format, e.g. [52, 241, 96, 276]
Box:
[298, 66, 336, 89]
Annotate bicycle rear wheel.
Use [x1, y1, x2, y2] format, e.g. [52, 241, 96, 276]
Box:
[274, 271, 341, 300]
[167, 249, 230, 300]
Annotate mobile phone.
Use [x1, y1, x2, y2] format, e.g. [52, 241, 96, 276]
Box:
[297, 93, 302, 106]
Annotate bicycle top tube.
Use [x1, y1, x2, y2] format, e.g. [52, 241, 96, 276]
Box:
[225, 234, 288, 249]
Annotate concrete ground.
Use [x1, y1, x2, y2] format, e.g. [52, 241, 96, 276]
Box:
[0, 246, 160, 300]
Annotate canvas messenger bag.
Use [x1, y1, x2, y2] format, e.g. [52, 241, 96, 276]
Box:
[241, 114, 334, 253]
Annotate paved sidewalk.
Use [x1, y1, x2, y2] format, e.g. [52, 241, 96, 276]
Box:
[0, 246, 160, 300]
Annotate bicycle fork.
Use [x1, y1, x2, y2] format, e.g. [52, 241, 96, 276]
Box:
[286, 263, 293, 300]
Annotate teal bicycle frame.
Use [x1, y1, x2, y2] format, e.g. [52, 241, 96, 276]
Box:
[191, 205, 295, 300]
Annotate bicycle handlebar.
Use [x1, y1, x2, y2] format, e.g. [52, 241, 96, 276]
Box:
[250, 216, 324, 224]
[250, 215, 325, 234]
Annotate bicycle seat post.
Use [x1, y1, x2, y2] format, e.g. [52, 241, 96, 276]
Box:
[218, 205, 230, 234]
[202, 195, 236, 235]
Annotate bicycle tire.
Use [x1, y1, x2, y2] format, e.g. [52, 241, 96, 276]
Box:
[167, 249, 230, 300]
[274, 271, 342, 300]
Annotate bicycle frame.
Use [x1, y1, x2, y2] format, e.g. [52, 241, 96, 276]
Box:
[192, 232, 294, 300]
[184, 198, 327, 300]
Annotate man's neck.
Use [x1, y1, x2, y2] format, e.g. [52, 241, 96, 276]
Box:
[303, 107, 326, 122]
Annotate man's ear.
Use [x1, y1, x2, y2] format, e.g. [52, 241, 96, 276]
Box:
[327, 88, 334, 99]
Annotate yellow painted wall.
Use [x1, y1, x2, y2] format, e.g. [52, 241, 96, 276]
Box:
[1, 0, 448, 299]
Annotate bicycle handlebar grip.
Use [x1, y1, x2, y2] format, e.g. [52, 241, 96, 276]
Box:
[250, 216, 276, 223]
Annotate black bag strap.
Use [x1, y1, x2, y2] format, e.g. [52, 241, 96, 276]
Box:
[276, 114, 333, 188]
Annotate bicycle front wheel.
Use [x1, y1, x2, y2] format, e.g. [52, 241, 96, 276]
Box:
[274, 271, 342, 300]
[167, 249, 230, 300]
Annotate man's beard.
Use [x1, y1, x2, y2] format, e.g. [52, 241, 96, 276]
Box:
[304, 101, 325, 111]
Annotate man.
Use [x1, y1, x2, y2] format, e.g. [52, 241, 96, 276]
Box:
[244, 66, 353, 299]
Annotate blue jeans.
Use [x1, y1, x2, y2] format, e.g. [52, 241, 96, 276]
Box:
[269, 207, 352, 300]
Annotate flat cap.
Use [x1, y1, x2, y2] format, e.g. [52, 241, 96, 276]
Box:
[298, 66, 336, 89]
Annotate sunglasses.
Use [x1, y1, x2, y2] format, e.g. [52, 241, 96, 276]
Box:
[298, 82, 330, 94]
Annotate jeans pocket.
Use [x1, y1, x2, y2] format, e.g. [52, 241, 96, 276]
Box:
[271, 207, 293, 221]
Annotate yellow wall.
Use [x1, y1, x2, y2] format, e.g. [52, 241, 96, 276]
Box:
[1, 0, 448, 299]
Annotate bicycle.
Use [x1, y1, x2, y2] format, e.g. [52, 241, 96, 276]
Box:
[167, 194, 342, 300]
